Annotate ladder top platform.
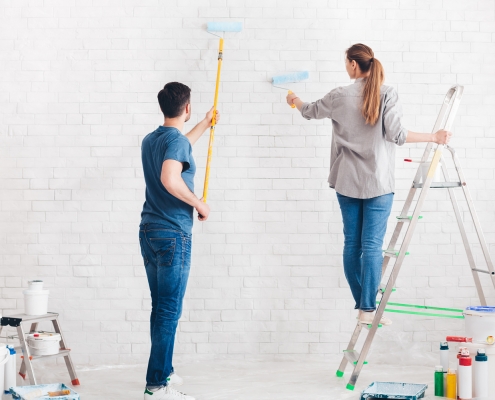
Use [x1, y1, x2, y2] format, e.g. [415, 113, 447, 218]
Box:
[1, 312, 59, 327]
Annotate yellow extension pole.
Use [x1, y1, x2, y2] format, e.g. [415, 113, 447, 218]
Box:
[202, 37, 223, 203]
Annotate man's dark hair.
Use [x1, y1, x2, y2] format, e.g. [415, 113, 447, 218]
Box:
[157, 82, 191, 118]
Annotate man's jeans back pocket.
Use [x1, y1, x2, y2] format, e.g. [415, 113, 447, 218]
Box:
[149, 238, 176, 266]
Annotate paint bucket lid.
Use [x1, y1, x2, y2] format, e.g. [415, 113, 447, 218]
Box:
[26, 332, 61, 341]
[465, 306, 495, 314]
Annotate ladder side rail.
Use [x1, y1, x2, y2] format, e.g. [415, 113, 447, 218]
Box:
[447, 146, 495, 286]
[382, 86, 460, 276]
[439, 157, 487, 305]
[52, 317, 79, 384]
[17, 324, 37, 385]
[345, 85, 464, 389]
[348, 148, 442, 388]
[336, 323, 363, 376]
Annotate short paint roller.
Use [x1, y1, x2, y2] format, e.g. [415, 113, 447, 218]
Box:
[272, 71, 309, 108]
[203, 21, 243, 203]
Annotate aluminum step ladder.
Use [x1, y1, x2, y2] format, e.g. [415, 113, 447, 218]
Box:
[336, 84, 495, 390]
[0, 312, 80, 386]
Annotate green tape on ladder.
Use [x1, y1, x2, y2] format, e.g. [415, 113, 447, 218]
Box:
[353, 361, 368, 365]
[384, 309, 465, 319]
[336, 370, 344, 377]
[346, 384, 355, 391]
[380, 302, 463, 313]
[376, 301, 465, 319]
[383, 250, 410, 256]
[396, 215, 423, 220]
[379, 287, 396, 293]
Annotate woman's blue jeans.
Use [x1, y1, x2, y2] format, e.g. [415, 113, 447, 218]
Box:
[336, 192, 394, 311]
[139, 223, 192, 387]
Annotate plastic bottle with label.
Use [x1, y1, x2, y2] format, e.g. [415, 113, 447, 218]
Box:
[434, 365, 444, 396]
[457, 349, 472, 400]
[445, 369, 456, 399]
[473, 349, 488, 399]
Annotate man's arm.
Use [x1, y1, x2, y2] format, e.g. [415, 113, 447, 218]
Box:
[185, 107, 220, 146]
[161, 159, 210, 221]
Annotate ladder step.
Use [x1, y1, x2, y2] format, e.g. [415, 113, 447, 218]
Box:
[383, 250, 410, 257]
[343, 350, 360, 364]
[472, 268, 495, 275]
[396, 215, 423, 221]
[413, 182, 462, 189]
[343, 351, 369, 367]
[31, 349, 71, 361]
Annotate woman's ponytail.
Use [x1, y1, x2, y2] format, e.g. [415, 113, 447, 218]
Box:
[346, 44, 385, 125]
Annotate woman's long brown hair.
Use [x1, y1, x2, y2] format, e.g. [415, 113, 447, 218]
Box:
[346, 43, 384, 125]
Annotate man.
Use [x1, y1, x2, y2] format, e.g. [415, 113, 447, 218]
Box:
[139, 82, 219, 400]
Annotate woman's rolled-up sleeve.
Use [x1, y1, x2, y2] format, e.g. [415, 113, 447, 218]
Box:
[300, 91, 334, 120]
[382, 88, 408, 146]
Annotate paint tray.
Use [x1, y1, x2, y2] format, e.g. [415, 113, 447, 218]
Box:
[360, 381, 428, 400]
[11, 383, 79, 400]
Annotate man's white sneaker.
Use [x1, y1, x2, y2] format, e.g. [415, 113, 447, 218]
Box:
[358, 310, 392, 326]
[144, 386, 195, 400]
[168, 373, 183, 386]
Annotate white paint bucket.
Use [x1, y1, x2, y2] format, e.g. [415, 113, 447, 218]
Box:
[420, 162, 443, 183]
[464, 306, 495, 345]
[23, 289, 49, 316]
[26, 332, 61, 356]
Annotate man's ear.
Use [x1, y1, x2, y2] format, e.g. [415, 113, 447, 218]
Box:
[185, 103, 191, 114]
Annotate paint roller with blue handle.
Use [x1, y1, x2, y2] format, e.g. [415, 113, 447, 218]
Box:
[202, 21, 243, 204]
[272, 71, 309, 108]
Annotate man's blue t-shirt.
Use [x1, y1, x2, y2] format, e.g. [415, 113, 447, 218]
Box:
[140, 126, 196, 234]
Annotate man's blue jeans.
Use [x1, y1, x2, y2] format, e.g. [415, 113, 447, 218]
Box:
[336, 192, 393, 311]
[139, 223, 192, 387]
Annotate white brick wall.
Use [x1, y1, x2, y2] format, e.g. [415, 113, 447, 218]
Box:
[0, 0, 494, 365]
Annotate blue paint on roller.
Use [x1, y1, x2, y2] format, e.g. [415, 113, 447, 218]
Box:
[272, 71, 309, 85]
[207, 22, 243, 32]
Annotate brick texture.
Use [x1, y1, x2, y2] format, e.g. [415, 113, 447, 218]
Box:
[0, 0, 494, 365]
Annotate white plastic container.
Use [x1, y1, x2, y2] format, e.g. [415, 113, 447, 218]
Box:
[26, 332, 61, 356]
[440, 341, 449, 372]
[464, 306, 495, 344]
[4, 344, 16, 394]
[23, 289, 49, 316]
[457, 350, 472, 400]
[420, 162, 442, 183]
[473, 349, 488, 399]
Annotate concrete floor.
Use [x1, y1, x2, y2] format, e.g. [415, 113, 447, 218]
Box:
[13, 358, 461, 400]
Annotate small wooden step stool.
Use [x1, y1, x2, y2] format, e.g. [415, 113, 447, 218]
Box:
[0, 312, 80, 386]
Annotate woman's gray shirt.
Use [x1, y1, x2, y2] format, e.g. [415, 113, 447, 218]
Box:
[300, 78, 407, 199]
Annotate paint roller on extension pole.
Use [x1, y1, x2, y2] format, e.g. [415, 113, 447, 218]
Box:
[202, 21, 242, 203]
[272, 71, 309, 108]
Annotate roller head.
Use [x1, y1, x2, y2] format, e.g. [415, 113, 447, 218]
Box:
[272, 71, 309, 85]
[207, 22, 243, 32]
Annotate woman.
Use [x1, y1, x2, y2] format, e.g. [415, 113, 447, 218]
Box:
[287, 43, 451, 325]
